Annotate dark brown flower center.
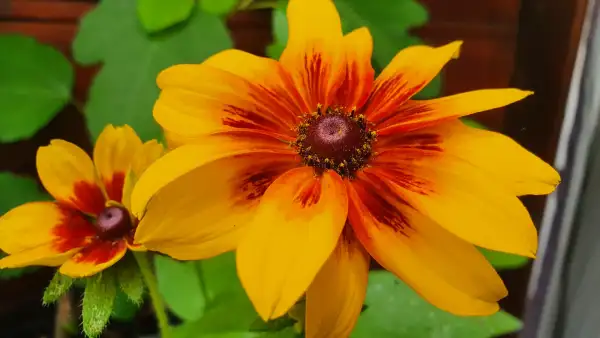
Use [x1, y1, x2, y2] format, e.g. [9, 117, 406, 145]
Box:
[293, 106, 376, 178]
[94, 206, 133, 240]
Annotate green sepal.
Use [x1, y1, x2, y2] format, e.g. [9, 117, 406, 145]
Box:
[116, 254, 145, 304]
[43, 272, 74, 305]
[82, 272, 117, 338]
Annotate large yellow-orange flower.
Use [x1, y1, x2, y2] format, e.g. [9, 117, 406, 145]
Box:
[130, 0, 560, 336]
[0, 125, 163, 277]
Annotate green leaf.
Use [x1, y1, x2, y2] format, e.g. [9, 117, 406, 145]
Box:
[111, 289, 140, 321]
[137, 0, 196, 33]
[73, 0, 232, 141]
[461, 118, 489, 130]
[82, 273, 117, 338]
[116, 255, 145, 304]
[172, 253, 258, 336]
[352, 271, 522, 338]
[480, 248, 530, 271]
[172, 253, 302, 337]
[43, 272, 74, 305]
[155, 255, 206, 321]
[200, 0, 239, 15]
[335, 0, 428, 69]
[0, 172, 49, 215]
[0, 35, 74, 142]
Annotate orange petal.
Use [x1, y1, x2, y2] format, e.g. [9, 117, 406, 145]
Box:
[59, 239, 127, 277]
[237, 167, 348, 321]
[336, 28, 375, 110]
[376, 89, 533, 132]
[377, 121, 559, 196]
[305, 226, 369, 338]
[0, 202, 95, 268]
[370, 148, 538, 257]
[155, 49, 304, 141]
[130, 130, 296, 218]
[280, 0, 345, 109]
[135, 153, 299, 260]
[362, 41, 462, 123]
[37, 140, 106, 215]
[347, 174, 505, 315]
[93, 125, 143, 203]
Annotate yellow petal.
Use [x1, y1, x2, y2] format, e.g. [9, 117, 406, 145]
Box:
[93, 125, 143, 203]
[122, 140, 164, 210]
[0, 244, 78, 268]
[363, 41, 462, 123]
[237, 167, 348, 320]
[305, 227, 370, 338]
[0, 202, 95, 255]
[280, 0, 345, 109]
[377, 121, 559, 196]
[377, 89, 533, 132]
[135, 153, 299, 260]
[155, 49, 303, 141]
[336, 27, 375, 109]
[347, 176, 505, 315]
[37, 140, 106, 215]
[370, 150, 538, 257]
[130, 131, 295, 217]
[59, 240, 127, 277]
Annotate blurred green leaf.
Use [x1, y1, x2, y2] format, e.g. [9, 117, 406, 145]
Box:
[200, 0, 239, 15]
[73, 0, 232, 141]
[336, 0, 428, 69]
[83, 272, 117, 338]
[137, 0, 195, 33]
[352, 271, 522, 338]
[111, 289, 140, 321]
[172, 253, 259, 336]
[43, 272, 74, 305]
[0, 172, 49, 215]
[156, 255, 206, 321]
[480, 248, 530, 271]
[0, 35, 73, 142]
[461, 118, 489, 130]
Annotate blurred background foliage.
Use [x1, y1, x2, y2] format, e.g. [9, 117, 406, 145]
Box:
[0, 0, 530, 337]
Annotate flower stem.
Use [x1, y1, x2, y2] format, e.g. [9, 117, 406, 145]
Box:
[133, 252, 172, 338]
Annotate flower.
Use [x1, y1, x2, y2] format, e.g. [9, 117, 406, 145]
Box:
[130, 0, 560, 335]
[0, 125, 163, 277]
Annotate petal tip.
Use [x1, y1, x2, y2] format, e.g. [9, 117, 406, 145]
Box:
[448, 40, 464, 59]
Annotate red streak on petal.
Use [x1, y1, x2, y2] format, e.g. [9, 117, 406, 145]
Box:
[340, 221, 359, 247]
[63, 181, 106, 216]
[104, 172, 126, 203]
[294, 178, 322, 208]
[364, 78, 427, 123]
[222, 105, 284, 133]
[353, 172, 411, 235]
[73, 239, 126, 265]
[52, 204, 97, 252]
[377, 132, 442, 152]
[303, 52, 325, 106]
[232, 157, 298, 207]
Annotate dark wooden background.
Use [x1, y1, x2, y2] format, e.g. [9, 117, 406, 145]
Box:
[0, 0, 588, 336]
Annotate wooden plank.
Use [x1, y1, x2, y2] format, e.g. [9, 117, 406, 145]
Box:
[4, 0, 93, 21]
[420, 0, 519, 25]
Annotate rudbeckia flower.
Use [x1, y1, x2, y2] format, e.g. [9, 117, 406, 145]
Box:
[130, 0, 560, 335]
[0, 125, 163, 277]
